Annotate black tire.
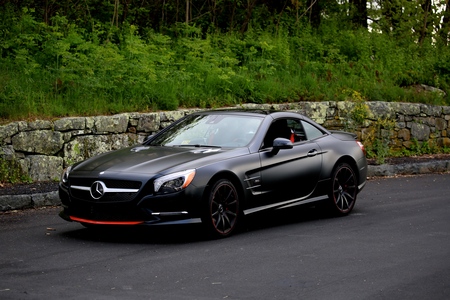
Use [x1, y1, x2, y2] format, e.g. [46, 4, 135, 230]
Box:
[328, 163, 358, 215]
[203, 179, 240, 238]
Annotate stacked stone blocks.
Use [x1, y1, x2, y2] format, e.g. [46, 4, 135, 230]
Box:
[1, 102, 449, 182]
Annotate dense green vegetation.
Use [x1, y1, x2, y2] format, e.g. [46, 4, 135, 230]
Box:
[1, 1, 450, 183]
[1, 1, 450, 122]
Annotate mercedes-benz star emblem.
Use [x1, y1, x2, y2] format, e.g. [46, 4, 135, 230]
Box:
[90, 181, 106, 199]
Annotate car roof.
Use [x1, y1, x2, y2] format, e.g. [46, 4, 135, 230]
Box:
[195, 109, 271, 115]
[193, 109, 317, 122]
[193, 109, 307, 118]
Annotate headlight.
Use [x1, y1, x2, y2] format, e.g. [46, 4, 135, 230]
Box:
[61, 166, 72, 185]
[154, 169, 196, 194]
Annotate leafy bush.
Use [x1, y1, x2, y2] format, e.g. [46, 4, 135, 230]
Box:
[0, 8, 449, 122]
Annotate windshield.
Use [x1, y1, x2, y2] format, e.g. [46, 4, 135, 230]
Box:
[149, 114, 263, 148]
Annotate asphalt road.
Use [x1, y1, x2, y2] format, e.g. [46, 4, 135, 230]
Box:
[1, 174, 450, 300]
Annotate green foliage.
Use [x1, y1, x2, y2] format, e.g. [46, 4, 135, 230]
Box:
[394, 139, 438, 157]
[407, 139, 440, 156]
[367, 138, 391, 165]
[364, 118, 395, 164]
[348, 90, 369, 126]
[0, 157, 31, 184]
[0, 2, 450, 165]
[0, 6, 449, 122]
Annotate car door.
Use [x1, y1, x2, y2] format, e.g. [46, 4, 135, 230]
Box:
[257, 118, 323, 206]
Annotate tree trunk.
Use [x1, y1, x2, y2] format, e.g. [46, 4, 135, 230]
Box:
[308, 0, 321, 29]
[186, 0, 189, 24]
[441, 0, 450, 45]
[350, 0, 368, 28]
[418, 0, 432, 46]
[230, 0, 237, 31]
[240, 0, 257, 34]
[112, 0, 119, 27]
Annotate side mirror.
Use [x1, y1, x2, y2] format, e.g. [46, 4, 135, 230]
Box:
[272, 138, 293, 154]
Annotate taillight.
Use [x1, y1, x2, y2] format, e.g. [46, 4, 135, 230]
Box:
[356, 141, 366, 156]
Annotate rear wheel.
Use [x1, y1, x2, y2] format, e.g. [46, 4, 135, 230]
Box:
[203, 179, 240, 238]
[328, 163, 358, 215]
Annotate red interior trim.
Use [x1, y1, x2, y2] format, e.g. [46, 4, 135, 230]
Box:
[70, 216, 144, 225]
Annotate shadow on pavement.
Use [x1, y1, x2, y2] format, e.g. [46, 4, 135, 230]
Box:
[59, 203, 338, 244]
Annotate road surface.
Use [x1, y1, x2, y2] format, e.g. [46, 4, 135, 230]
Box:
[1, 174, 449, 299]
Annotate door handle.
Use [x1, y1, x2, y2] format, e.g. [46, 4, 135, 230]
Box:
[307, 149, 318, 157]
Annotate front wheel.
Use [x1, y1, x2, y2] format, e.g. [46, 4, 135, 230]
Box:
[203, 179, 240, 238]
[328, 163, 358, 215]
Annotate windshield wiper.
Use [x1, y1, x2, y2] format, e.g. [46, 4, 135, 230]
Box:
[173, 144, 221, 148]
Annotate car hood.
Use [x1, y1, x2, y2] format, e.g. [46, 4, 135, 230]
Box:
[72, 145, 240, 175]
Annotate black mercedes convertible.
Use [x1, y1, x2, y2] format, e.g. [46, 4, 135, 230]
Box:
[59, 110, 367, 237]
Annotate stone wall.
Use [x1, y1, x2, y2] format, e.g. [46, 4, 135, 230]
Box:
[1, 101, 450, 182]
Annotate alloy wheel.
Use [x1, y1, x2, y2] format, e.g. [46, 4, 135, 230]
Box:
[331, 163, 357, 215]
[207, 179, 239, 237]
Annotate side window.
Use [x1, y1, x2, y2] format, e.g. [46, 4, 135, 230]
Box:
[286, 119, 306, 142]
[263, 118, 307, 148]
[301, 120, 325, 140]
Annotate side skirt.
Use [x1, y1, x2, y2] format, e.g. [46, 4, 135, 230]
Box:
[243, 195, 329, 216]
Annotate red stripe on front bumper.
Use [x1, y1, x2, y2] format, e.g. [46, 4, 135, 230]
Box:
[70, 216, 144, 225]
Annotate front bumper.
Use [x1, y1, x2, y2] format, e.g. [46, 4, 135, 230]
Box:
[59, 183, 204, 226]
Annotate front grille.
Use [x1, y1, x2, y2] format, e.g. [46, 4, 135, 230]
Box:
[70, 178, 141, 190]
[103, 179, 141, 189]
[69, 178, 142, 203]
[70, 178, 93, 187]
[70, 189, 138, 203]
